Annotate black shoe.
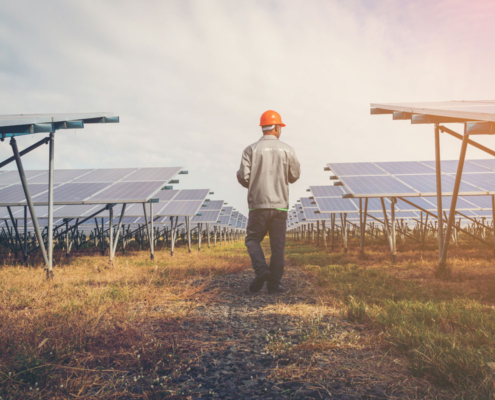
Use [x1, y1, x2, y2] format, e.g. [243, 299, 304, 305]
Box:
[267, 285, 288, 294]
[249, 271, 271, 293]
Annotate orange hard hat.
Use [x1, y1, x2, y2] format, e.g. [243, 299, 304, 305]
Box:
[259, 110, 286, 127]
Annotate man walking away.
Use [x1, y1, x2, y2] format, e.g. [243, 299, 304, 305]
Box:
[236, 110, 301, 294]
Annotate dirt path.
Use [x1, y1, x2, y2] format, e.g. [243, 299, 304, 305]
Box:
[155, 261, 446, 399]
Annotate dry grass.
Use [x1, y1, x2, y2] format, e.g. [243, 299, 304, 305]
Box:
[0, 242, 250, 399]
[286, 237, 495, 398]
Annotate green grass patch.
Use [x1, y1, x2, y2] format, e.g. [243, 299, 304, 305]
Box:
[286, 241, 495, 396]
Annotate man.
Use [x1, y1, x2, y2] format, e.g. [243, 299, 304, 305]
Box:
[236, 110, 301, 294]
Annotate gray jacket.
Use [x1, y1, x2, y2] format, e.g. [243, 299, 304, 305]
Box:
[236, 135, 301, 210]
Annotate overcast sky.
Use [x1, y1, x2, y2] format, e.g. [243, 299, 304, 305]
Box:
[1, 0, 495, 214]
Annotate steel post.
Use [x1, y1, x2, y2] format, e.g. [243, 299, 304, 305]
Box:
[391, 197, 397, 263]
[10, 137, 49, 267]
[434, 124, 444, 259]
[109, 207, 114, 261]
[149, 202, 154, 260]
[47, 132, 54, 277]
[439, 131, 470, 270]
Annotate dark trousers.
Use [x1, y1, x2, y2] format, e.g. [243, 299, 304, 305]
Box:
[245, 209, 287, 289]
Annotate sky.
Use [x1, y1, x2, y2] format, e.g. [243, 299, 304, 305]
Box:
[1, 0, 495, 214]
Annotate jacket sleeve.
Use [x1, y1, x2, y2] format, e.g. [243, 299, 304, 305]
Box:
[288, 150, 301, 184]
[236, 147, 251, 189]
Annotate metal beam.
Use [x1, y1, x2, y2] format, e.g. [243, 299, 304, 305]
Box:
[0, 136, 49, 169]
[439, 125, 495, 157]
[10, 137, 49, 266]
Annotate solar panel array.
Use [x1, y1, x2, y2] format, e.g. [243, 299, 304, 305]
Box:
[328, 159, 495, 198]
[0, 167, 183, 206]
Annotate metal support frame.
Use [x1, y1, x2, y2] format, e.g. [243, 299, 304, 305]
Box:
[492, 195, 495, 256]
[439, 128, 470, 270]
[186, 216, 191, 252]
[109, 204, 126, 261]
[339, 213, 347, 253]
[359, 198, 368, 256]
[206, 223, 210, 248]
[10, 137, 49, 267]
[434, 124, 444, 262]
[198, 223, 202, 251]
[47, 132, 55, 278]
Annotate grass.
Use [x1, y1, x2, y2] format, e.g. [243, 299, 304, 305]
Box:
[285, 238, 495, 398]
[0, 242, 250, 399]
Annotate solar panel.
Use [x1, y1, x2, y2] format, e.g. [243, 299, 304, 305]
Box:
[300, 198, 315, 208]
[398, 174, 484, 195]
[201, 200, 224, 210]
[0, 167, 183, 206]
[314, 197, 359, 213]
[52, 204, 102, 218]
[28, 169, 94, 184]
[174, 189, 210, 201]
[375, 161, 435, 175]
[328, 162, 386, 177]
[191, 210, 222, 223]
[84, 181, 165, 203]
[74, 168, 136, 182]
[420, 160, 493, 174]
[339, 175, 418, 197]
[221, 206, 233, 217]
[122, 167, 182, 182]
[454, 173, 495, 193]
[0, 184, 53, 203]
[468, 159, 495, 171]
[155, 190, 179, 201]
[0, 170, 46, 185]
[159, 200, 203, 216]
[32, 182, 110, 203]
[303, 208, 333, 221]
[310, 185, 347, 197]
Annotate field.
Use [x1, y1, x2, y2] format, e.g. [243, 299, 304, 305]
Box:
[0, 237, 494, 399]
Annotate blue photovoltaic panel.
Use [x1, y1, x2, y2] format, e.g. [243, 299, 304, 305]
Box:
[460, 195, 493, 210]
[201, 200, 224, 210]
[159, 200, 203, 216]
[32, 182, 110, 203]
[221, 206, 233, 217]
[395, 197, 436, 212]
[85, 181, 164, 203]
[454, 173, 495, 193]
[303, 208, 333, 221]
[0, 184, 53, 203]
[314, 197, 358, 212]
[74, 168, 136, 182]
[468, 159, 495, 171]
[420, 160, 493, 174]
[295, 204, 303, 211]
[216, 215, 231, 226]
[0, 170, 46, 185]
[375, 161, 435, 175]
[155, 190, 179, 201]
[28, 169, 94, 184]
[341, 176, 417, 197]
[300, 198, 315, 207]
[328, 162, 386, 177]
[52, 204, 102, 218]
[231, 211, 239, 219]
[173, 189, 209, 201]
[192, 210, 222, 223]
[123, 167, 182, 182]
[310, 185, 347, 197]
[366, 197, 391, 212]
[398, 174, 484, 194]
